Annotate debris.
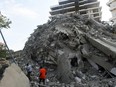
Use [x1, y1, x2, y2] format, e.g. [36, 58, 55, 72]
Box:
[14, 14, 116, 86]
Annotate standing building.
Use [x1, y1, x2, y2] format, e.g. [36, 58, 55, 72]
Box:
[50, 0, 102, 21]
[107, 0, 116, 24]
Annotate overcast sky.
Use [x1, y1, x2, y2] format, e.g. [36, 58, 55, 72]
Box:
[0, 0, 112, 51]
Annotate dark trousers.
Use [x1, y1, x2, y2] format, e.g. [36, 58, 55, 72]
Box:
[39, 78, 45, 84]
[27, 72, 31, 81]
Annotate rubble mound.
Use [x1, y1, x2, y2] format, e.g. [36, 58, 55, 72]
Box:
[22, 14, 116, 86]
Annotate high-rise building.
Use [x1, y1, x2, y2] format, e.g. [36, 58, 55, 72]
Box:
[50, 0, 102, 21]
[107, 0, 116, 24]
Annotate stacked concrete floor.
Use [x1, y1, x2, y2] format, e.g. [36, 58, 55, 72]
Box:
[50, 0, 102, 21]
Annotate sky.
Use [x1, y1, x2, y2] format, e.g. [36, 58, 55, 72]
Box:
[0, 0, 112, 51]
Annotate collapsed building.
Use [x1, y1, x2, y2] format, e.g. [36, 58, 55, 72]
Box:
[20, 13, 116, 86]
[13, 1, 116, 87]
[50, 0, 102, 21]
[0, 1, 115, 87]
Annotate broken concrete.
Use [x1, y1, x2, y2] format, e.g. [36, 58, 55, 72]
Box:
[57, 53, 74, 83]
[15, 14, 116, 86]
[0, 63, 30, 87]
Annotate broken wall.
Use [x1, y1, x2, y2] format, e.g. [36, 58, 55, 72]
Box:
[0, 63, 30, 87]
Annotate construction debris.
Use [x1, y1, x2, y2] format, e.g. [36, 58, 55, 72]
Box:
[17, 14, 116, 87]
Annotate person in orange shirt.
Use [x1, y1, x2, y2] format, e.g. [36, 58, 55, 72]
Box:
[39, 66, 47, 85]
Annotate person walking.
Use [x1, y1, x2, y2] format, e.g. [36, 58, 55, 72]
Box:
[39, 66, 47, 86]
[26, 63, 32, 81]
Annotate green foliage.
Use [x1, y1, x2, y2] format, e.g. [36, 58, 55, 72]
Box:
[0, 12, 11, 58]
[0, 50, 6, 58]
[0, 44, 6, 58]
[0, 12, 11, 29]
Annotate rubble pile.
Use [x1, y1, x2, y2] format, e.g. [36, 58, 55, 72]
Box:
[21, 14, 116, 86]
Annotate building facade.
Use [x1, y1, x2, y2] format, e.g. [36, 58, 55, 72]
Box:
[50, 0, 102, 21]
[107, 0, 116, 24]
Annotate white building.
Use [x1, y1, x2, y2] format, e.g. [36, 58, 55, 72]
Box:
[50, 0, 102, 21]
[107, 0, 116, 24]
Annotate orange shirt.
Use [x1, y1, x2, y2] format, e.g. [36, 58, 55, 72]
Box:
[39, 68, 47, 79]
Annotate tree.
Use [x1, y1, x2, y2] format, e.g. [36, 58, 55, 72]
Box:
[0, 12, 12, 59]
[0, 12, 11, 28]
[0, 43, 6, 58]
